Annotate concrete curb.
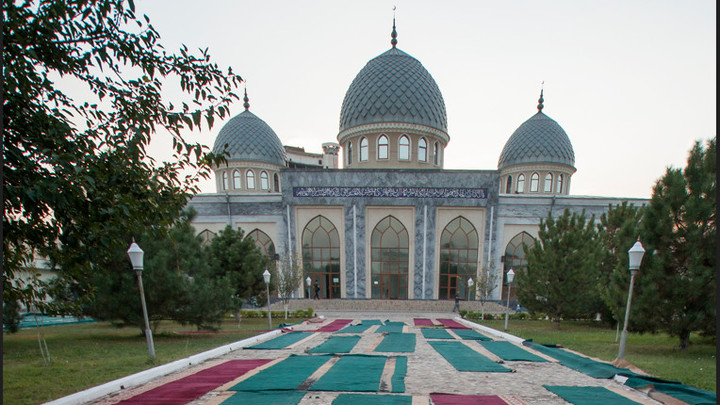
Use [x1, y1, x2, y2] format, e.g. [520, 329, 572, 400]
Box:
[42, 329, 282, 405]
[455, 317, 525, 344]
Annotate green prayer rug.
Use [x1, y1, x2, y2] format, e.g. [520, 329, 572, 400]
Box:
[478, 341, 547, 362]
[376, 324, 404, 333]
[374, 333, 416, 353]
[332, 394, 412, 404]
[421, 328, 454, 340]
[543, 385, 640, 405]
[221, 391, 306, 404]
[428, 341, 511, 372]
[245, 332, 313, 350]
[309, 335, 361, 354]
[450, 328, 491, 340]
[310, 355, 388, 392]
[230, 354, 332, 391]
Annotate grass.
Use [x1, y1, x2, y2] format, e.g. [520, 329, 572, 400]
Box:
[476, 319, 716, 392]
[3, 316, 306, 405]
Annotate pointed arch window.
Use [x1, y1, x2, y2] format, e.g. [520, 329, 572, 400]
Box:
[221, 172, 228, 191]
[544, 173, 553, 193]
[246, 229, 276, 258]
[439, 217, 478, 300]
[530, 172, 539, 192]
[503, 232, 535, 300]
[398, 135, 410, 160]
[418, 138, 427, 162]
[505, 176, 513, 194]
[232, 170, 241, 189]
[377, 135, 389, 159]
[433, 142, 440, 165]
[273, 173, 280, 192]
[260, 171, 269, 190]
[198, 229, 216, 246]
[302, 216, 341, 299]
[517, 174, 525, 193]
[347, 141, 353, 165]
[556, 174, 564, 194]
[246, 170, 255, 189]
[359, 137, 368, 161]
[371, 216, 409, 299]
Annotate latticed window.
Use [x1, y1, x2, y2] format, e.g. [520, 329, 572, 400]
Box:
[544, 173, 553, 192]
[530, 172, 539, 192]
[503, 232, 535, 300]
[418, 138, 427, 162]
[273, 173, 280, 192]
[371, 216, 409, 299]
[221, 172, 228, 190]
[359, 137, 368, 161]
[302, 216, 341, 299]
[246, 229, 276, 257]
[246, 170, 255, 189]
[347, 141, 353, 164]
[439, 217, 478, 300]
[377, 135, 389, 159]
[398, 135, 410, 160]
[505, 176, 512, 193]
[232, 170, 241, 189]
[433, 142, 439, 165]
[260, 171, 269, 190]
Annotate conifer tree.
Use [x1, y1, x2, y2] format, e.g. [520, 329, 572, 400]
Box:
[516, 209, 602, 328]
[631, 138, 716, 349]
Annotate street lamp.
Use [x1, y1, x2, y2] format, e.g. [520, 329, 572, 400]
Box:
[263, 269, 272, 330]
[126, 240, 155, 359]
[617, 240, 645, 359]
[504, 269, 515, 331]
[306, 276, 312, 299]
[467, 277, 474, 301]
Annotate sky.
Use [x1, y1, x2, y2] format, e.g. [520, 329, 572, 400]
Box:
[136, 0, 716, 199]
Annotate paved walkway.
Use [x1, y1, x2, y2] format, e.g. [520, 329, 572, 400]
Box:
[88, 311, 663, 405]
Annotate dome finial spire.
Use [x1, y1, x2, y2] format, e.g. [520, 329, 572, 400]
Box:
[537, 81, 544, 112]
[391, 6, 398, 48]
[243, 86, 250, 111]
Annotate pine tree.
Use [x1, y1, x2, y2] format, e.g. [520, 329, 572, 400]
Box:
[516, 209, 602, 328]
[631, 138, 716, 349]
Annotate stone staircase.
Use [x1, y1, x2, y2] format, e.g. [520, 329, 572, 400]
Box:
[268, 299, 512, 314]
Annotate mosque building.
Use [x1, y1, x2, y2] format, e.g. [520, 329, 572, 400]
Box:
[187, 22, 646, 302]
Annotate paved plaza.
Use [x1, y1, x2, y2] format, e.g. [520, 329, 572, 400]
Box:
[87, 311, 663, 405]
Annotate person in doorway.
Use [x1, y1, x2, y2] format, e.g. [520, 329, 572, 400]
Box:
[452, 293, 461, 312]
[313, 282, 320, 300]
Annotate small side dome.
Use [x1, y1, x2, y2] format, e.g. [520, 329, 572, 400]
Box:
[212, 109, 286, 166]
[498, 110, 575, 170]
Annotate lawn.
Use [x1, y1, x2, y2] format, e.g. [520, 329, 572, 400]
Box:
[476, 319, 716, 393]
[3, 316, 307, 405]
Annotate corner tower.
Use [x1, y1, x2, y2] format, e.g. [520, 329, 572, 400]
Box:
[498, 90, 576, 195]
[338, 19, 449, 168]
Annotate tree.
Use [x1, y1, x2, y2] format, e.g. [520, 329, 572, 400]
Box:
[597, 201, 645, 326]
[270, 252, 305, 319]
[84, 211, 234, 332]
[630, 138, 716, 349]
[3, 0, 242, 313]
[516, 209, 603, 328]
[474, 263, 499, 320]
[203, 226, 270, 311]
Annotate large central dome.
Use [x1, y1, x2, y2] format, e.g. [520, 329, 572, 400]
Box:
[339, 47, 447, 133]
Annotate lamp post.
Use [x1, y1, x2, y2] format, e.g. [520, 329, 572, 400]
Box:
[617, 240, 645, 359]
[467, 277, 474, 301]
[306, 276, 312, 299]
[126, 240, 155, 359]
[263, 269, 272, 330]
[504, 269, 515, 331]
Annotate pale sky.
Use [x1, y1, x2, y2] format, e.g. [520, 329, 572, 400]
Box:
[137, 0, 716, 199]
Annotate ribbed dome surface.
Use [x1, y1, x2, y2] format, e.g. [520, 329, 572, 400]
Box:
[339, 47, 447, 133]
[212, 110, 286, 166]
[498, 112, 575, 169]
